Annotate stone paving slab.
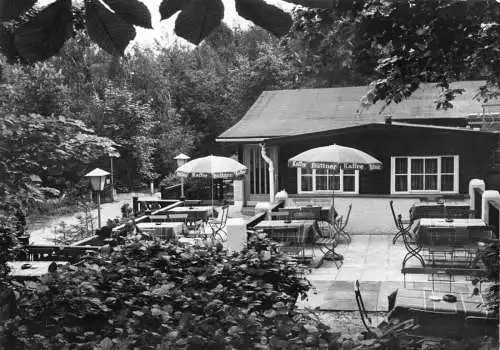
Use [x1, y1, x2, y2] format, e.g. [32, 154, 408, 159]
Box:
[298, 234, 476, 311]
[298, 280, 475, 312]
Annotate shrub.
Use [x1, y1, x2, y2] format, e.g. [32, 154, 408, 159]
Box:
[1, 235, 333, 349]
[2, 234, 498, 349]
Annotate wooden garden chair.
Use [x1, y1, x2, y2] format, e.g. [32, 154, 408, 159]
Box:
[390, 200, 411, 244]
[206, 204, 229, 242]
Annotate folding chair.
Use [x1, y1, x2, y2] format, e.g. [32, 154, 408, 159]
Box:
[333, 204, 352, 244]
[273, 223, 308, 266]
[390, 200, 411, 244]
[206, 205, 229, 242]
[401, 216, 425, 268]
[311, 220, 342, 268]
[302, 206, 332, 241]
[353, 280, 415, 340]
[354, 280, 377, 337]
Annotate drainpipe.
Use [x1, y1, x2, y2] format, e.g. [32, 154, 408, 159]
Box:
[259, 143, 275, 203]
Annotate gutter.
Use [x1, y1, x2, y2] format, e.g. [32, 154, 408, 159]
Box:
[216, 137, 269, 143]
[259, 143, 275, 203]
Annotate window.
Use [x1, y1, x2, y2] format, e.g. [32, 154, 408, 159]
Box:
[391, 156, 458, 194]
[297, 168, 359, 193]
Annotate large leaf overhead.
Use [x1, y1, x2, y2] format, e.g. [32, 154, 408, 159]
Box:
[159, 0, 191, 20]
[14, 0, 73, 63]
[174, 0, 224, 45]
[282, 0, 334, 8]
[85, 0, 136, 56]
[235, 0, 292, 37]
[0, 0, 36, 22]
[103, 0, 152, 28]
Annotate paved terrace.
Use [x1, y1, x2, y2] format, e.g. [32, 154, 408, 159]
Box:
[296, 235, 477, 312]
[237, 196, 475, 313]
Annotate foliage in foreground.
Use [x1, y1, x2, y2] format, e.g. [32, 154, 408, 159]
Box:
[1, 234, 497, 349]
[1, 235, 320, 349]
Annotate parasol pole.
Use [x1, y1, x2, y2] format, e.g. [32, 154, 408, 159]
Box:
[332, 164, 339, 221]
[211, 177, 214, 216]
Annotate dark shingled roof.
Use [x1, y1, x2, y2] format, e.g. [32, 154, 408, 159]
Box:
[218, 80, 494, 140]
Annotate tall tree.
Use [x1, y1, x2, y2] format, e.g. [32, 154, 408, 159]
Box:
[3, 0, 498, 106]
[81, 84, 158, 188]
[287, 1, 500, 106]
[0, 59, 71, 116]
[0, 113, 116, 199]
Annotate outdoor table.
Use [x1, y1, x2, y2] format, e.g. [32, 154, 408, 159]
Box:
[409, 201, 472, 222]
[388, 288, 496, 338]
[389, 288, 486, 317]
[403, 218, 488, 269]
[7, 261, 69, 279]
[168, 206, 213, 221]
[281, 206, 333, 221]
[415, 218, 487, 244]
[254, 220, 315, 244]
[136, 222, 187, 240]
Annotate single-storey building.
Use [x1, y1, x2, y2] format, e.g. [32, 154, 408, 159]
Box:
[217, 81, 499, 208]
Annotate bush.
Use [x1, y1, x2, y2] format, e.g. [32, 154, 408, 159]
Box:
[1, 235, 331, 349]
[2, 234, 498, 349]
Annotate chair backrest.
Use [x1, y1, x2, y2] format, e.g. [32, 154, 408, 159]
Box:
[340, 204, 352, 229]
[400, 216, 416, 244]
[389, 200, 400, 228]
[353, 280, 374, 335]
[214, 205, 229, 226]
[222, 204, 230, 221]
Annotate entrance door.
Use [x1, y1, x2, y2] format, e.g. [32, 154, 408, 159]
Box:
[243, 145, 278, 202]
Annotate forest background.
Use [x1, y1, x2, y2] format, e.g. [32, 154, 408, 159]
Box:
[1, 15, 373, 200]
[1, 0, 497, 210]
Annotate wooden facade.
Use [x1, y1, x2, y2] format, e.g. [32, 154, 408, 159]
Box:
[219, 83, 499, 205]
[235, 124, 496, 203]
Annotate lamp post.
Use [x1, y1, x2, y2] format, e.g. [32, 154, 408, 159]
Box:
[85, 168, 110, 229]
[174, 153, 190, 200]
[109, 151, 120, 202]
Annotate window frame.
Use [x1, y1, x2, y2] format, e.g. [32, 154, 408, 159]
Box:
[390, 155, 459, 194]
[297, 168, 359, 194]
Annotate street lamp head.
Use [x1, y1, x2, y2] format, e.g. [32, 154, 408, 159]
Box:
[84, 168, 110, 191]
[174, 153, 191, 167]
